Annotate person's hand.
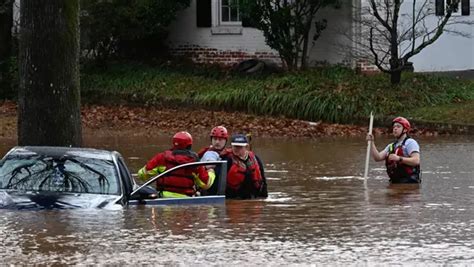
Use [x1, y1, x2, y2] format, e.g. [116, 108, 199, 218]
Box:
[366, 133, 374, 142]
[387, 154, 401, 162]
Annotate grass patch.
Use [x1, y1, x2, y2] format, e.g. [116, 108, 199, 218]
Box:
[81, 62, 474, 125]
[405, 100, 474, 124]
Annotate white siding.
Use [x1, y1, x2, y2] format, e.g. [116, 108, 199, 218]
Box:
[359, 0, 474, 72]
[166, 0, 354, 66]
[400, 1, 474, 71]
[166, 0, 278, 64]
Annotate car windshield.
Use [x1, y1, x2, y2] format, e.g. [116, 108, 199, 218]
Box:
[0, 154, 120, 195]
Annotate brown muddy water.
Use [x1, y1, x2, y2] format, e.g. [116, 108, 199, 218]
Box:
[0, 133, 473, 265]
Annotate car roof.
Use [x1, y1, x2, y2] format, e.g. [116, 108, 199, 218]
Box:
[4, 146, 119, 161]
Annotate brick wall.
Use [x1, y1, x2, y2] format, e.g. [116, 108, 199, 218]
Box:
[356, 59, 381, 75]
[169, 44, 280, 66]
[165, 0, 352, 67]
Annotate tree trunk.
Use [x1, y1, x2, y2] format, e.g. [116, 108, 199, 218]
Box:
[390, 70, 402, 84]
[300, 31, 309, 70]
[18, 0, 82, 146]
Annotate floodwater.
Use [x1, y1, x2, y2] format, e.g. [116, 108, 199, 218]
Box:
[0, 133, 473, 265]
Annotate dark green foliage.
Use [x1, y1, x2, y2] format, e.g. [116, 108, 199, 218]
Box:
[80, 0, 190, 64]
[0, 56, 17, 99]
[81, 63, 474, 124]
[240, 0, 340, 70]
[0, 0, 14, 98]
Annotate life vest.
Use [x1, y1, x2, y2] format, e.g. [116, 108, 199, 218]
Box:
[197, 146, 230, 158]
[385, 137, 421, 183]
[226, 151, 264, 199]
[156, 149, 199, 196]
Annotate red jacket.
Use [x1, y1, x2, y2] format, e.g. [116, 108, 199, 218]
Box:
[225, 151, 264, 198]
[142, 149, 210, 196]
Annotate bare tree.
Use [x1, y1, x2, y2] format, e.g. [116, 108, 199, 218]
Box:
[353, 0, 472, 84]
[18, 0, 82, 146]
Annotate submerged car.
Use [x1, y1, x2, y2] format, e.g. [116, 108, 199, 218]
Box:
[0, 146, 226, 209]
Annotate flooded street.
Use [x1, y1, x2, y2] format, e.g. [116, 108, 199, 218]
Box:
[0, 134, 473, 264]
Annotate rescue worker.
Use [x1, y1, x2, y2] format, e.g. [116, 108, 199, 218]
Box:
[137, 131, 215, 198]
[222, 134, 267, 199]
[198, 125, 229, 161]
[367, 117, 421, 183]
[198, 126, 230, 195]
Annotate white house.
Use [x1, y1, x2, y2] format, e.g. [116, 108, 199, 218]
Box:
[11, 0, 473, 72]
[167, 0, 474, 72]
[397, 0, 473, 71]
[167, 0, 356, 67]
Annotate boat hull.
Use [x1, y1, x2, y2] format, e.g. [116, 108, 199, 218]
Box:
[128, 195, 225, 206]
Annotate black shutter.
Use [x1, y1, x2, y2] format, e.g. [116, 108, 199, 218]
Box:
[240, 0, 256, 27]
[196, 0, 212, 27]
[242, 18, 251, 27]
[461, 0, 470, 15]
[435, 0, 445, 16]
[242, 14, 257, 28]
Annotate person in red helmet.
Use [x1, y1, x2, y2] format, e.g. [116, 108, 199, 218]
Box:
[367, 117, 421, 183]
[197, 126, 231, 195]
[198, 126, 229, 160]
[137, 131, 215, 198]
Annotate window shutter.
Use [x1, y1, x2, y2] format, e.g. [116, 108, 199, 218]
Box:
[461, 0, 470, 15]
[435, 0, 445, 16]
[241, 17, 254, 28]
[240, 0, 256, 27]
[196, 0, 212, 27]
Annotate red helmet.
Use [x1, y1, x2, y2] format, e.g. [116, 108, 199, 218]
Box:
[172, 131, 193, 149]
[210, 126, 228, 139]
[392, 117, 411, 131]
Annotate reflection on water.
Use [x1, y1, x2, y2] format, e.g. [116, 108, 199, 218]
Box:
[0, 134, 473, 264]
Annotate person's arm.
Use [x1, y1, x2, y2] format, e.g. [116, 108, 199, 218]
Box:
[387, 152, 420, 167]
[255, 155, 266, 181]
[386, 139, 420, 166]
[255, 154, 268, 197]
[367, 133, 388, 162]
[137, 154, 166, 181]
[193, 166, 215, 190]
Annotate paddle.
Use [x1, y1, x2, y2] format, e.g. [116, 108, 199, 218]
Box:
[364, 112, 374, 179]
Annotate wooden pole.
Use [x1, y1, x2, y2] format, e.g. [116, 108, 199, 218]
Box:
[364, 112, 374, 179]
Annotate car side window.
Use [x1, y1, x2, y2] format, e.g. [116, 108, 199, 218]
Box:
[117, 157, 133, 195]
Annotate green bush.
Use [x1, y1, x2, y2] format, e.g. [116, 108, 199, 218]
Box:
[0, 56, 18, 99]
[81, 63, 474, 124]
[80, 0, 190, 64]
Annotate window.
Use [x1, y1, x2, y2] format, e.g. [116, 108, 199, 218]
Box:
[436, 0, 470, 16]
[447, 0, 462, 16]
[220, 0, 241, 25]
[196, 0, 252, 29]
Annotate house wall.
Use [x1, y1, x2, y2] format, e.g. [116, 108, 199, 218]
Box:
[359, 0, 474, 72]
[308, 1, 356, 66]
[166, 0, 278, 66]
[166, 0, 355, 67]
[400, 1, 474, 71]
